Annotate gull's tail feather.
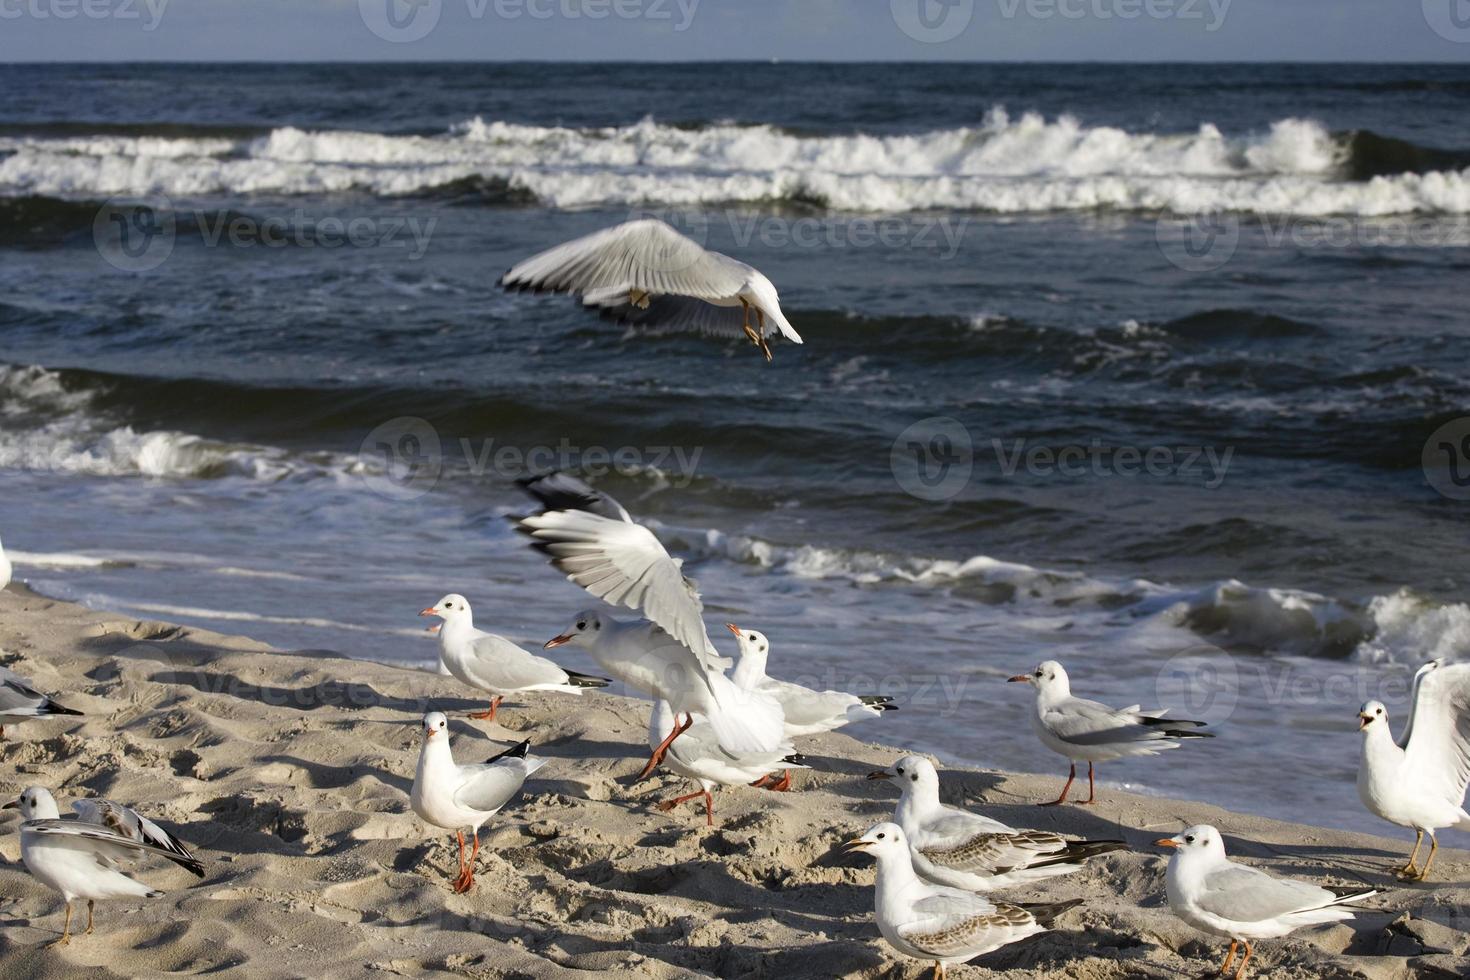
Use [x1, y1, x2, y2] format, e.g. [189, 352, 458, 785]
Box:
[565, 670, 612, 689]
[485, 738, 532, 764]
[39, 702, 84, 717]
[858, 694, 896, 706]
[1016, 898, 1084, 927]
[1031, 839, 1130, 869]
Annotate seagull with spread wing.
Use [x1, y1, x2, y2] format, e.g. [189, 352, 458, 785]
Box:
[5, 786, 204, 947]
[520, 506, 785, 774]
[1358, 657, 1470, 880]
[868, 755, 1127, 892]
[499, 218, 803, 362]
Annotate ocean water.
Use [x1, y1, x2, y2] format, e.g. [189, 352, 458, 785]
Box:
[2, 62, 1468, 834]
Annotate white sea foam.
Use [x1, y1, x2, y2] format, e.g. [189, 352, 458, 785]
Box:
[2, 112, 1466, 216]
[0, 363, 363, 483]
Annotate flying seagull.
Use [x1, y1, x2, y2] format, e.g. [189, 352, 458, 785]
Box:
[499, 219, 804, 362]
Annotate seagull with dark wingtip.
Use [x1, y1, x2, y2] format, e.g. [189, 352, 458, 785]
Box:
[1009, 659, 1211, 806]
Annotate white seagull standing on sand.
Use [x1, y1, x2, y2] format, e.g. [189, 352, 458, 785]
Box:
[1357, 657, 1470, 880]
[843, 821, 1081, 979]
[0, 665, 83, 741]
[728, 623, 896, 737]
[647, 699, 806, 827]
[1157, 824, 1376, 979]
[499, 218, 804, 362]
[521, 506, 785, 773]
[420, 593, 611, 723]
[867, 755, 1127, 892]
[5, 786, 204, 947]
[409, 711, 545, 893]
[0, 533, 11, 590]
[1008, 659, 1211, 805]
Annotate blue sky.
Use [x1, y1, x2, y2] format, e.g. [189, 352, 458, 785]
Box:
[1, 0, 1467, 61]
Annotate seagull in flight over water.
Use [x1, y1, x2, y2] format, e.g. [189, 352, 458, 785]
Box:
[499, 218, 804, 362]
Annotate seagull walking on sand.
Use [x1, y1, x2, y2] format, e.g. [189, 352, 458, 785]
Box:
[0, 533, 11, 590]
[410, 712, 545, 893]
[420, 593, 611, 723]
[500, 218, 803, 362]
[5, 787, 204, 947]
[647, 699, 806, 827]
[1157, 824, 1376, 979]
[868, 755, 1127, 892]
[521, 506, 785, 771]
[1357, 657, 1470, 880]
[0, 665, 83, 740]
[844, 821, 1081, 979]
[1008, 660, 1211, 805]
[728, 624, 896, 737]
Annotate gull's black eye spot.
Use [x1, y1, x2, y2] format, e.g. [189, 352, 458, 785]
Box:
[1185, 835, 1195, 843]
[594, 620, 600, 630]
[1377, 708, 1383, 714]
[911, 774, 918, 782]
[876, 833, 885, 840]
[896, 767, 904, 775]
[577, 621, 586, 630]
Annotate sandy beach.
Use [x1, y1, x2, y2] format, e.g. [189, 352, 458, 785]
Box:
[1, 581, 1468, 979]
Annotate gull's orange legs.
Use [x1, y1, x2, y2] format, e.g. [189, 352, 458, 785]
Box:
[1233, 940, 1253, 979]
[46, 902, 72, 948]
[657, 788, 715, 826]
[469, 695, 504, 722]
[1082, 762, 1098, 805]
[1040, 763, 1076, 806]
[767, 769, 792, 792]
[452, 833, 480, 893]
[639, 713, 693, 780]
[1219, 940, 1238, 974]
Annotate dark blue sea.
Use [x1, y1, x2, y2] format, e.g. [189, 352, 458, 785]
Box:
[2, 62, 1469, 832]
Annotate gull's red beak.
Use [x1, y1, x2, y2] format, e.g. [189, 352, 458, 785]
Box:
[1007, 674, 1030, 683]
[1359, 714, 1373, 730]
[866, 770, 893, 780]
[1155, 838, 1179, 848]
[726, 623, 741, 636]
[419, 607, 436, 617]
[545, 633, 573, 649]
